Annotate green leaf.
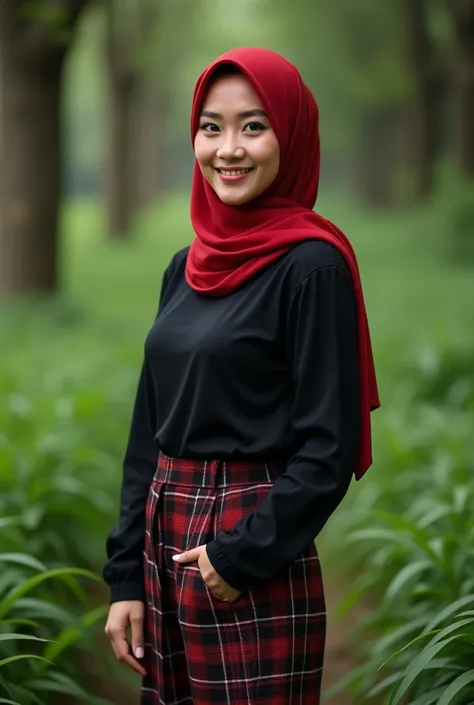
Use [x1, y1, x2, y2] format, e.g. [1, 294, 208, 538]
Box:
[425, 595, 474, 632]
[389, 635, 468, 704]
[0, 634, 49, 644]
[348, 528, 414, 550]
[409, 688, 446, 705]
[41, 626, 82, 665]
[81, 604, 109, 626]
[4, 682, 45, 705]
[372, 509, 435, 546]
[379, 630, 441, 670]
[429, 617, 474, 645]
[0, 618, 39, 628]
[12, 598, 75, 624]
[0, 554, 46, 572]
[367, 672, 401, 697]
[30, 672, 110, 704]
[384, 560, 431, 602]
[417, 505, 451, 528]
[437, 670, 474, 705]
[372, 617, 427, 656]
[0, 654, 51, 668]
[0, 518, 21, 531]
[0, 567, 99, 619]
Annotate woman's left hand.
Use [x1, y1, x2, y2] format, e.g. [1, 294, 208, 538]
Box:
[172, 545, 242, 603]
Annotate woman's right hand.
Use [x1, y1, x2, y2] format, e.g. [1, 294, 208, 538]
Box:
[105, 600, 147, 677]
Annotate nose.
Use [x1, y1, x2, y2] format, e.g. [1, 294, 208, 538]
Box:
[216, 133, 245, 161]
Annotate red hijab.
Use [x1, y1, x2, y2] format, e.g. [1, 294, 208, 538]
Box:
[185, 47, 379, 479]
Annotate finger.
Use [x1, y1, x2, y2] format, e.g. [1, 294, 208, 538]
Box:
[121, 652, 147, 677]
[228, 591, 243, 604]
[216, 586, 242, 603]
[172, 545, 204, 564]
[109, 639, 120, 661]
[131, 614, 145, 660]
[111, 631, 147, 677]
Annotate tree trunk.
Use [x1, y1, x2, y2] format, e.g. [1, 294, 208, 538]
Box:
[129, 0, 166, 213]
[103, 0, 165, 239]
[103, 0, 141, 239]
[129, 92, 165, 214]
[448, 0, 474, 176]
[403, 0, 444, 199]
[0, 54, 64, 296]
[103, 67, 136, 239]
[354, 106, 400, 208]
[0, 1, 88, 298]
[104, 75, 165, 238]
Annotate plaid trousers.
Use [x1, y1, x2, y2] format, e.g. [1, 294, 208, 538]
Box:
[141, 452, 326, 705]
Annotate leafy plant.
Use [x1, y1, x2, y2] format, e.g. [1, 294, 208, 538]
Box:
[0, 551, 109, 704]
[0, 306, 141, 703]
[328, 341, 474, 703]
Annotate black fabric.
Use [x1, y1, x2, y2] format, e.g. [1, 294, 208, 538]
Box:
[104, 240, 361, 601]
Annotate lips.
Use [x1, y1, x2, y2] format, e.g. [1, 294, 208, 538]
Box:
[214, 166, 255, 184]
[215, 167, 254, 176]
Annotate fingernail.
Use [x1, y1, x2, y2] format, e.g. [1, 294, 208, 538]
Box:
[135, 647, 144, 659]
[172, 554, 183, 562]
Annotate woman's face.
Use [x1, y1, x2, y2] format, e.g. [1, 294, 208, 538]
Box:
[194, 72, 280, 206]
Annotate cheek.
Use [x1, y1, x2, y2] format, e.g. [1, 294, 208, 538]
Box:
[253, 137, 280, 171]
[194, 135, 213, 168]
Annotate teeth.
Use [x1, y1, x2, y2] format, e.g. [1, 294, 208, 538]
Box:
[219, 169, 252, 176]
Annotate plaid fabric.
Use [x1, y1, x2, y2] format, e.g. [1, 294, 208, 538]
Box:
[141, 452, 326, 705]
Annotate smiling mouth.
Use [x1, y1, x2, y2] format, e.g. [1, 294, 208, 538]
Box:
[214, 167, 254, 176]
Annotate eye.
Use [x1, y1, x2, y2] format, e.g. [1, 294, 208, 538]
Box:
[244, 121, 266, 133]
[199, 122, 220, 133]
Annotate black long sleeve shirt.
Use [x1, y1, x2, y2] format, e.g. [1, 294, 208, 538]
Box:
[103, 240, 361, 602]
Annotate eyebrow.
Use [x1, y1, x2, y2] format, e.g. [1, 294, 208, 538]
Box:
[200, 108, 268, 120]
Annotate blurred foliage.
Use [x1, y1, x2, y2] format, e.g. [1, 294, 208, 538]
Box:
[0, 295, 141, 702]
[326, 340, 474, 702]
[264, 0, 409, 152]
[444, 180, 474, 263]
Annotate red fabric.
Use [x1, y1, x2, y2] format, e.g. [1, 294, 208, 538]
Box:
[185, 47, 379, 479]
[142, 453, 325, 704]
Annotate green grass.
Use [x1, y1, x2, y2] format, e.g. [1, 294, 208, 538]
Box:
[62, 192, 191, 325]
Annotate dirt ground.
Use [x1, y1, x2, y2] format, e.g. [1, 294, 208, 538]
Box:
[321, 577, 360, 704]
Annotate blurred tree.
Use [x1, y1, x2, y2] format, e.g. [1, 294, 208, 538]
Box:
[445, 0, 474, 176]
[402, 0, 446, 199]
[103, 0, 164, 239]
[0, 0, 90, 297]
[63, 6, 107, 197]
[264, 0, 411, 206]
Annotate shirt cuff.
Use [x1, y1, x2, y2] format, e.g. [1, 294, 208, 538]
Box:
[109, 581, 145, 604]
[206, 536, 249, 592]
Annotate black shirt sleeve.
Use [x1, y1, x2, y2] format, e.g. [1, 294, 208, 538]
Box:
[103, 263, 174, 603]
[206, 264, 361, 590]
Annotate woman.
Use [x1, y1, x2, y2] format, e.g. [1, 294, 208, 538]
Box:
[104, 47, 379, 705]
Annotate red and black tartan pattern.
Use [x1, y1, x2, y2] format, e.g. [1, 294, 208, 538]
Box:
[141, 452, 326, 705]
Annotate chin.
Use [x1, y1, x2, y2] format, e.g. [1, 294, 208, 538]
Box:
[216, 189, 253, 206]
